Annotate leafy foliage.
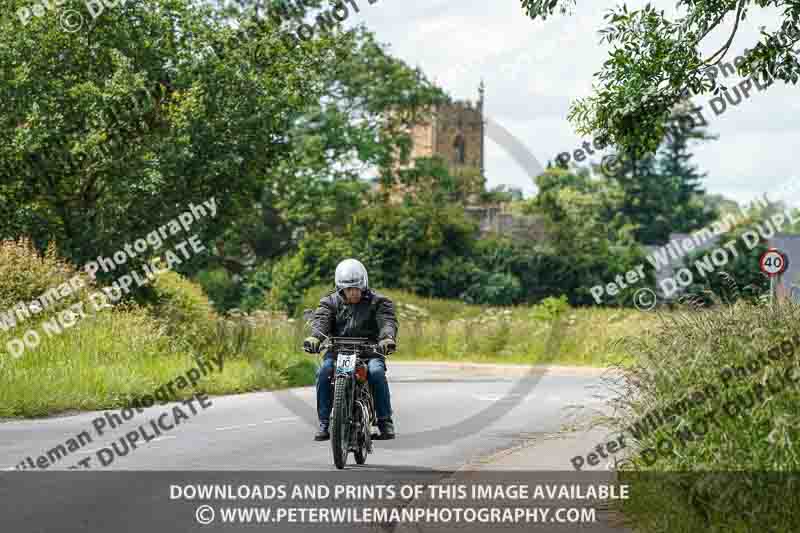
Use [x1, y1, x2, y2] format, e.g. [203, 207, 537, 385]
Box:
[522, 0, 800, 157]
[680, 206, 774, 306]
[147, 269, 217, 343]
[0, 237, 93, 312]
[267, 231, 352, 314]
[195, 267, 242, 311]
[561, 103, 719, 244]
[0, 0, 339, 274]
[526, 167, 649, 305]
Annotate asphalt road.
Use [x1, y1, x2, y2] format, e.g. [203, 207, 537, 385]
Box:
[0, 362, 635, 533]
[0, 362, 614, 472]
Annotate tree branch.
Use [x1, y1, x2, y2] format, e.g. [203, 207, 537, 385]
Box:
[702, 0, 746, 66]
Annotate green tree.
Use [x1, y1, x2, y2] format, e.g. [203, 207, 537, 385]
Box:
[1, 0, 446, 310]
[598, 104, 718, 244]
[526, 167, 647, 305]
[703, 193, 742, 220]
[658, 103, 717, 183]
[347, 203, 478, 296]
[0, 0, 340, 276]
[522, 0, 800, 157]
[263, 202, 484, 312]
[213, 25, 447, 267]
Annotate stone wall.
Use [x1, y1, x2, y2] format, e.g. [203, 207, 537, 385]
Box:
[433, 101, 483, 170]
[464, 206, 548, 242]
[407, 116, 435, 162]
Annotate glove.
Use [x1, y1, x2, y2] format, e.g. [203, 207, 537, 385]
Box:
[303, 336, 320, 354]
[378, 338, 396, 356]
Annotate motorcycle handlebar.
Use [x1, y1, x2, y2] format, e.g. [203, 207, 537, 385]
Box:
[315, 338, 395, 356]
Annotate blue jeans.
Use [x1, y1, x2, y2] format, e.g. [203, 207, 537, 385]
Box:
[316, 354, 392, 428]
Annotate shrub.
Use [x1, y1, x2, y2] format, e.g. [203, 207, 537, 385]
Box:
[347, 203, 477, 291]
[195, 267, 241, 311]
[239, 262, 273, 311]
[147, 269, 217, 344]
[681, 217, 771, 305]
[529, 295, 570, 322]
[463, 272, 522, 306]
[267, 232, 351, 314]
[267, 254, 308, 315]
[0, 237, 95, 326]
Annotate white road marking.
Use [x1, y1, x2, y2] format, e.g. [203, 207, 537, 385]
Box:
[2, 466, 16, 471]
[77, 448, 105, 454]
[473, 393, 522, 402]
[215, 416, 300, 432]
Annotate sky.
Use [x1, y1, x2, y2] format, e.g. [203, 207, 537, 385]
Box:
[335, 0, 799, 206]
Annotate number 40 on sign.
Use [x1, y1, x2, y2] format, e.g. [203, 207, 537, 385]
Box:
[760, 248, 788, 277]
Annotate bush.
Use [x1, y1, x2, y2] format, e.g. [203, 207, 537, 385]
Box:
[147, 269, 217, 344]
[260, 200, 647, 309]
[0, 237, 93, 311]
[415, 256, 481, 300]
[265, 203, 484, 312]
[239, 262, 273, 311]
[463, 272, 522, 306]
[267, 232, 351, 315]
[681, 216, 771, 305]
[0, 237, 97, 334]
[529, 295, 570, 322]
[195, 267, 241, 311]
[347, 203, 477, 292]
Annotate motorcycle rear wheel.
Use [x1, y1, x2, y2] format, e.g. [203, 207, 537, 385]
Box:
[354, 401, 368, 465]
[331, 376, 351, 470]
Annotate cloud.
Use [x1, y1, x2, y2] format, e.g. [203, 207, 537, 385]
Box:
[349, 0, 797, 201]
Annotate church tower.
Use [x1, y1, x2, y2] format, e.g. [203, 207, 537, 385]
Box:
[389, 83, 486, 201]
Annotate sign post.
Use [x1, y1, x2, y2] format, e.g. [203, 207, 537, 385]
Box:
[760, 248, 789, 306]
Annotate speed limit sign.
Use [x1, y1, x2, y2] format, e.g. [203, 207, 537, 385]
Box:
[760, 248, 788, 277]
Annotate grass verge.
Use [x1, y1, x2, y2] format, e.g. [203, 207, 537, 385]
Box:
[1, 287, 661, 418]
[605, 299, 800, 531]
[0, 305, 314, 418]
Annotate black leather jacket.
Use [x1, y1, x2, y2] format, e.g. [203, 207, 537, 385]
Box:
[311, 289, 398, 349]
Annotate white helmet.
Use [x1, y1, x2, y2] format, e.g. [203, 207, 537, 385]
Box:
[335, 258, 369, 291]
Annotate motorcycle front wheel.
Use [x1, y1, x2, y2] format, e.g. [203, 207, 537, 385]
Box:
[331, 376, 351, 469]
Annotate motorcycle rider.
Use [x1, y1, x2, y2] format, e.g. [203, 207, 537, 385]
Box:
[303, 259, 398, 442]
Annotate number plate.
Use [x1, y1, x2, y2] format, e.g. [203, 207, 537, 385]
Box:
[336, 354, 356, 372]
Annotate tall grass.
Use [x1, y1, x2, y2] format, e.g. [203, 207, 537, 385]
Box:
[1, 286, 661, 417]
[0, 305, 309, 418]
[376, 290, 660, 366]
[605, 298, 800, 531]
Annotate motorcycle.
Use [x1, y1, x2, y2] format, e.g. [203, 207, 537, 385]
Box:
[303, 311, 394, 469]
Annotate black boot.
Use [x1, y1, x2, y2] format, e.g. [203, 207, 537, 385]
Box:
[314, 422, 330, 441]
[377, 418, 395, 440]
